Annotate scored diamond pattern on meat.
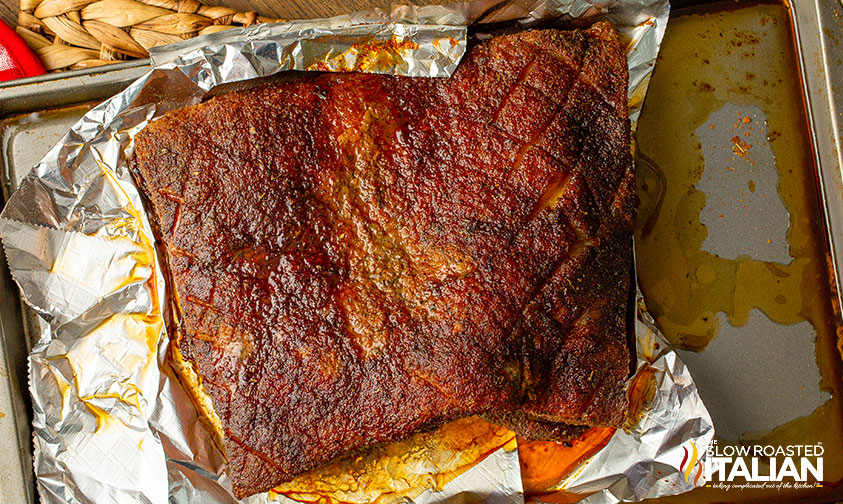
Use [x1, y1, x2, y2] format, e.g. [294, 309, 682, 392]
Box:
[130, 22, 635, 498]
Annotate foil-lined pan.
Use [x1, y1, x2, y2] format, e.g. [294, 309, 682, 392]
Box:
[0, 0, 713, 502]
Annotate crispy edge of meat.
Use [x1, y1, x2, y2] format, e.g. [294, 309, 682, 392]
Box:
[136, 20, 635, 498]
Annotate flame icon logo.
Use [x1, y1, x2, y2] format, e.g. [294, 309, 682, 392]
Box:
[680, 441, 704, 485]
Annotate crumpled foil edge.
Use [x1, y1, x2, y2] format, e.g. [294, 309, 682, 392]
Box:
[545, 297, 715, 503]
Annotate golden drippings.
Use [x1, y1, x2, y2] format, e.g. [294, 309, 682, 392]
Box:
[519, 427, 615, 498]
[306, 38, 422, 73]
[270, 416, 514, 504]
[635, 2, 843, 501]
[623, 364, 658, 432]
[518, 366, 659, 500]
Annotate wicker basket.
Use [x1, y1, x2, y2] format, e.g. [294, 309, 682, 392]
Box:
[16, 0, 283, 71]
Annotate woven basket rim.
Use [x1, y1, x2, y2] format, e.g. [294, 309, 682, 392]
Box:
[18, 0, 283, 71]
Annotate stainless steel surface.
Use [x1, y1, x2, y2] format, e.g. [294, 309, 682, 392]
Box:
[0, 255, 34, 504]
[0, 2, 708, 503]
[678, 310, 830, 440]
[632, 0, 843, 499]
[2, 105, 95, 198]
[0, 97, 128, 504]
[793, 0, 843, 335]
[0, 59, 150, 90]
[0, 61, 149, 115]
[685, 86, 832, 442]
[696, 103, 791, 264]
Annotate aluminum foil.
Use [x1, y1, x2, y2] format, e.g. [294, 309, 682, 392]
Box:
[0, 0, 711, 503]
[537, 296, 715, 503]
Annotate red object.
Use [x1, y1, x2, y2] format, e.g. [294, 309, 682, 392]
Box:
[0, 20, 46, 82]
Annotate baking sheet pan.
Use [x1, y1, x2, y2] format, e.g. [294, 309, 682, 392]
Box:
[634, 0, 843, 501]
[0, 103, 99, 504]
[0, 0, 841, 501]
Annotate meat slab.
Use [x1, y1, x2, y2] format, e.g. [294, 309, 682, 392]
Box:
[131, 22, 635, 498]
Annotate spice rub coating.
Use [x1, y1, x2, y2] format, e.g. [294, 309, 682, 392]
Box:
[131, 22, 634, 498]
